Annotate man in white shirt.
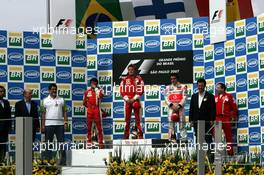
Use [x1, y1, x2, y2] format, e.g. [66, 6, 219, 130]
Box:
[41, 83, 68, 165]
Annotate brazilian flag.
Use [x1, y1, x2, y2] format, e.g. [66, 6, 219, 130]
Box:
[76, 0, 123, 37]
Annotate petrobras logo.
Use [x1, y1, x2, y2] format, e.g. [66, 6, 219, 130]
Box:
[145, 105, 160, 113]
[24, 36, 39, 45]
[113, 22, 128, 36]
[238, 114, 248, 123]
[161, 122, 169, 130]
[249, 132, 261, 141]
[237, 78, 247, 87]
[72, 55, 86, 64]
[248, 59, 258, 68]
[0, 69, 7, 78]
[98, 58, 112, 67]
[103, 122, 113, 131]
[246, 22, 257, 32]
[8, 52, 23, 61]
[193, 54, 204, 62]
[56, 71, 71, 79]
[87, 43, 97, 51]
[73, 121, 87, 130]
[129, 25, 144, 33]
[226, 27, 234, 36]
[0, 35, 7, 43]
[40, 54, 55, 62]
[72, 88, 85, 97]
[226, 62, 235, 71]
[41, 87, 49, 96]
[214, 47, 224, 56]
[258, 38, 264, 47]
[98, 26, 112, 34]
[161, 23, 176, 32]
[193, 21, 208, 28]
[236, 42, 246, 52]
[205, 66, 214, 75]
[8, 87, 23, 96]
[248, 95, 259, 105]
[177, 38, 192, 47]
[24, 70, 39, 79]
[113, 106, 124, 114]
[145, 40, 160, 48]
[113, 41, 128, 50]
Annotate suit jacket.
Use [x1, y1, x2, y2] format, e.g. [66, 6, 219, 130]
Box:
[189, 91, 216, 122]
[0, 99, 11, 142]
[15, 100, 40, 136]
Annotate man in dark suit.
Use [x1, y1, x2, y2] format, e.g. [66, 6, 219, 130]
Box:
[189, 78, 216, 144]
[15, 89, 40, 141]
[0, 85, 11, 162]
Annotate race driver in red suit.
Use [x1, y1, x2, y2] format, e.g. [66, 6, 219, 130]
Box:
[215, 83, 238, 155]
[83, 78, 104, 148]
[120, 64, 144, 139]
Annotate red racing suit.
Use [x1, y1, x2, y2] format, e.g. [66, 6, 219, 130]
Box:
[215, 92, 238, 155]
[83, 87, 104, 145]
[165, 83, 187, 140]
[120, 75, 144, 139]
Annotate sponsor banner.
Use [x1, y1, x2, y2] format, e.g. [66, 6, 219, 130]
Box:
[40, 83, 50, 99]
[193, 17, 208, 34]
[24, 49, 39, 65]
[23, 32, 39, 49]
[72, 100, 86, 118]
[144, 20, 160, 36]
[261, 109, 264, 127]
[40, 33, 52, 49]
[145, 118, 161, 134]
[24, 83, 40, 100]
[225, 76, 236, 93]
[0, 48, 7, 65]
[145, 85, 160, 101]
[8, 65, 23, 82]
[237, 110, 248, 128]
[100, 102, 112, 119]
[246, 35, 258, 54]
[113, 51, 193, 85]
[113, 102, 125, 119]
[0, 65, 7, 82]
[236, 56, 247, 74]
[56, 50, 71, 66]
[0, 30, 7, 48]
[87, 55, 97, 71]
[236, 92, 248, 110]
[144, 101, 161, 118]
[247, 72, 259, 90]
[193, 34, 204, 50]
[72, 117, 87, 134]
[249, 108, 260, 127]
[257, 15, 264, 34]
[225, 58, 235, 76]
[40, 49, 55, 66]
[235, 38, 246, 56]
[72, 84, 86, 101]
[76, 34, 86, 50]
[8, 82, 24, 99]
[72, 67, 86, 84]
[247, 53, 259, 73]
[193, 66, 204, 82]
[246, 17, 257, 36]
[113, 86, 123, 102]
[258, 34, 264, 52]
[235, 19, 246, 38]
[225, 40, 235, 58]
[176, 34, 192, 51]
[214, 43, 224, 60]
[161, 133, 169, 140]
[87, 39, 97, 55]
[103, 118, 113, 135]
[129, 37, 144, 53]
[113, 37, 128, 53]
[40, 67, 55, 83]
[205, 62, 214, 79]
[97, 54, 112, 71]
[259, 52, 264, 70]
[214, 59, 224, 77]
[161, 101, 168, 117]
[206, 79, 214, 94]
[249, 127, 261, 145]
[176, 18, 192, 34]
[236, 74, 247, 92]
[203, 33, 210, 46]
[260, 71, 264, 89]
[8, 32, 23, 47]
[57, 84, 71, 100]
[193, 50, 204, 67]
[249, 145, 261, 163]
[128, 20, 144, 37]
[160, 19, 176, 35]
[226, 22, 234, 40]
[144, 36, 160, 53]
[7, 48, 23, 65]
[113, 21, 128, 38]
[98, 70, 112, 85]
[72, 134, 87, 143]
[8, 135, 16, 152]
[262, 127, 264, 144]
[248, 90, 260, 109]
[65, 100, 72, 118]
[56, 67, 71, 83]
[97, 38, 113, 54]
[237, 128, 249, 146]
[160, 35, 176, 52]
[161, 117, 169, 133]
[204, 45, 214, 62]
[96, 22, 112, 38]
[71, 50, 86, 67]
[113, 119, 125, 135]
[260, 90, 264, 108]
[24, 66, 40, 83]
